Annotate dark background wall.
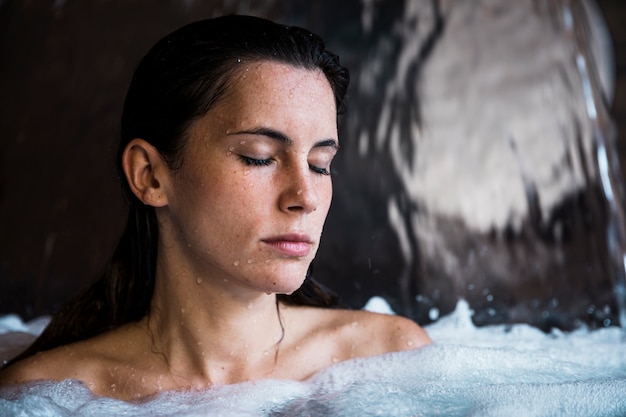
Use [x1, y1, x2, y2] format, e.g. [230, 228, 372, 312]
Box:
[0, 0, 625, 323]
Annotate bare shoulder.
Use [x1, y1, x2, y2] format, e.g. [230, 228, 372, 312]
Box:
[0, 324, 147, 392]
[340, 309, 431, 354]
[286, 305, 431, 359]
[0, 343, 96, 387]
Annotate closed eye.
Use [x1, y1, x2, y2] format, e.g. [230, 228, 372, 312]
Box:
[310, 165, 330, 175]
[239, 156, 273, 166]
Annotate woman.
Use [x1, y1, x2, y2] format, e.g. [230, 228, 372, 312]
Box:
[0, 14, 430, 400]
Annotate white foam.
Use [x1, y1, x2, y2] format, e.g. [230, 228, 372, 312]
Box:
[1, 300, 625, 416]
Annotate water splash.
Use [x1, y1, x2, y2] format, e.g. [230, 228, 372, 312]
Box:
[1, 302, 625, 416]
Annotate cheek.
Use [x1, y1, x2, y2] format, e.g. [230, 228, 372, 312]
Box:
[317, 180, 334, 219]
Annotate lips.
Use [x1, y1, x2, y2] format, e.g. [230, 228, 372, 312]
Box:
[262, 233, 313, 257]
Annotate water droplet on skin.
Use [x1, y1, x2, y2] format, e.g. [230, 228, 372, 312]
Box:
[237, 58, 241, 63]
[331, 357, 339, 363]
[196, 278, 203, 284]
[296, 189, 303, 195]
[247, 303, 253, 310]
[233, 260, 240, 267]
[180, 308, 185, 314]
[406, 340, 415, 347]
[240, 140, 246, 145]
[247, 259, 253, 264]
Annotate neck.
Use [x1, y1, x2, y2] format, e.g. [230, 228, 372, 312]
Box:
[145, 264, 286, 385]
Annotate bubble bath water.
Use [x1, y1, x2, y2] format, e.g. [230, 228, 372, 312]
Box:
[1, 299, 625, 417]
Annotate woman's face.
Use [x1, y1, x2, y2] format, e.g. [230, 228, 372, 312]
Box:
[159, 61, 338, 296]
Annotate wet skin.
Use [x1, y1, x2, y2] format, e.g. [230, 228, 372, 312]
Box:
[0, 62, 431, 400]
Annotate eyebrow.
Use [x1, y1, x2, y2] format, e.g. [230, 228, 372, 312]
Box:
[230, 127, 339, 150]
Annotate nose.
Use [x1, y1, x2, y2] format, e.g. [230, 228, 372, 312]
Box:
[278, 164, 320, 214]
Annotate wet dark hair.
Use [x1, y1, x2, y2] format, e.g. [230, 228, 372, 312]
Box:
[8, 14, 349, 365]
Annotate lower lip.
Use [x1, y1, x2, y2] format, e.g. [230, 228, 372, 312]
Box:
[263, 240, 312, 257]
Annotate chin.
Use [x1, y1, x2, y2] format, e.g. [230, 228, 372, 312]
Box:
[268, 269, 308, 295]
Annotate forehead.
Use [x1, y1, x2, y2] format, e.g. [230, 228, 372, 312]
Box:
[186, 61, 338, 146]
[223, 61, 336, 119]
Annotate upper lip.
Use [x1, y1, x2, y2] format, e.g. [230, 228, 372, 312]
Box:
[262, 233, 313, 243]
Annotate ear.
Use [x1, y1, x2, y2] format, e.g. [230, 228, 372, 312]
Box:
[122, 138, 170, 207]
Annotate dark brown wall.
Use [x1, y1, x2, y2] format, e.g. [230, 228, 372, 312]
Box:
[0, 1, 259, 317]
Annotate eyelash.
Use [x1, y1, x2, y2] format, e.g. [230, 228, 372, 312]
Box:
[311, 166, 330, 176]
[238, 156, 331, 176]
[239, 156, 272, 166]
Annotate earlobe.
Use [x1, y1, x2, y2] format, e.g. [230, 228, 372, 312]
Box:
[122, 139, 170, 207]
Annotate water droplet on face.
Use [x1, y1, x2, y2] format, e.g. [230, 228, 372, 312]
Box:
[296, 189, 303, 195]
[180, 308, 185, 314]
[196, 278, 203, 284]
[240, 140, 246, 145]
[233, 260, 240, 266]
[331, 357, 339, 363]
[247, 259, 253, 264]
[237, 58, 241, 63]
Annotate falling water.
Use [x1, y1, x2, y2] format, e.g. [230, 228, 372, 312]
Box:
[562, 0, 626, 329]
[315, 0, 626, 331]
